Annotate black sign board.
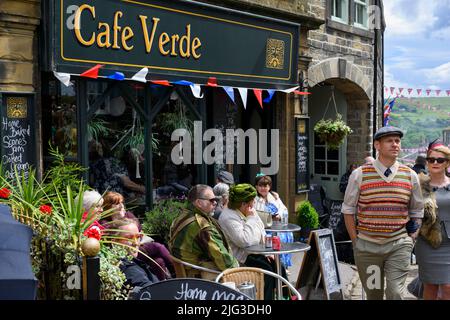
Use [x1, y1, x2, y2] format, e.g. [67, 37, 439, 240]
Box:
[0, 94, 35, 181]
[129, 278, 250, 300]
[327, 200, 343, 230]
[296, 229, 343, 300]
[295, 117, 310, 193]
[47, 0, 299, 89]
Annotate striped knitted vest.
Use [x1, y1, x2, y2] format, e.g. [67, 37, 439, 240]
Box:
[357, 164, 412, 239]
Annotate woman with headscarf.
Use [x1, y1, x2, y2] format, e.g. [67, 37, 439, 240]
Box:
[415, 140, 450, 300]
[218, 183, 287, 300]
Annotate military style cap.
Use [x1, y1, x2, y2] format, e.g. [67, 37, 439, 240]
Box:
[374, 126, 404, 140]
[217, 170, 234, 185]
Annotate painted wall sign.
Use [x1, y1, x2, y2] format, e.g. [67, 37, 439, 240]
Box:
[296, 117, 310, 193]
[47, 0, 300, 89]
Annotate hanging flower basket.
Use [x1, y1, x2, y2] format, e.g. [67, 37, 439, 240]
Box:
[314, 113, 353, 150]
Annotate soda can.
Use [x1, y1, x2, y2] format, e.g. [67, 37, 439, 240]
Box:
[272, 235, 281, 251]
[265, 234, 272, 248]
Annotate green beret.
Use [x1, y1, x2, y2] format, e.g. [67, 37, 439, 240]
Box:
[229, 183, 257, 209]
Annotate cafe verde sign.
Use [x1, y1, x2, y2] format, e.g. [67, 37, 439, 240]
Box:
[48, 0, 300, 89]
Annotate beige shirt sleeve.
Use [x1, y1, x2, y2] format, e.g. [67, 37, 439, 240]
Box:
[408, 170, 424, 218]
[341, 167, 362, 215]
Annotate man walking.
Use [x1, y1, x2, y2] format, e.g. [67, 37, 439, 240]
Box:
[342, 126, 424, 299]
[169, 185, 239, 278]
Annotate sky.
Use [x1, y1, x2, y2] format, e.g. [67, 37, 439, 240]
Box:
[384, 0, 450, 97]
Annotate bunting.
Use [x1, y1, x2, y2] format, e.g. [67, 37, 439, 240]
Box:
[263, 90, 275, 103]
[131, 67, 148, 83]
[53, 71, 72, 87]
[80, 64, 103, 79]
[237, 88, 248, 109]
[384, 86, 450, 97]
[223, 87, 235, 104]
[253, 89, 263, 109]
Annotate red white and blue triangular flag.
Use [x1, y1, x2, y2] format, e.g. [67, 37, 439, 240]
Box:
[80, 64, 103, 79]
[426, 89, 432, 96]
[151, 80, 171, 86]
[253, 89, 263, 109]
[280, 86, 299, 93]
[294, 90, 312, 95]
[190, 84, 203, 98]
[436, 90, 441, 96]
[447, 90, 450, 97]
[107, 72, 125, 81]
[398, 88, 404, 95]
[207, 77, 218, 87]
[53, 71, 72, 87]
[390, 87, 395, 95]
[131, 67, 148, 83]
[223, 87, 235, 104]
[173, 80, 193, 86]
[237, 88, 248, 109]
[417, 89, 422, 96]
[263, 90, 275, 103]
[407, 88, 413, 96]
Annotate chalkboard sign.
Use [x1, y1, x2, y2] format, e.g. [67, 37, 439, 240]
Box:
[327, 200, 343, 230]
[129, 278, 250, 300]
[295, 117, 310, 193]
[0, 94, 35, 180]
[296, 229, 343, 300]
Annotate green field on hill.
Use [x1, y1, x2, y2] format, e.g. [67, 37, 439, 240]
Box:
[388, 97, 450, 149]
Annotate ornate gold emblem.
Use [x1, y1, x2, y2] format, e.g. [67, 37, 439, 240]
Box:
[7, 97, 27, 118]
[266, 38, 285, 69]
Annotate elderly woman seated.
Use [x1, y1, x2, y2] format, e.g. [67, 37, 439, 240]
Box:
[218, 183, 288, 300]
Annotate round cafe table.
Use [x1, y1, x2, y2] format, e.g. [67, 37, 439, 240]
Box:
[265, 222, 301, 233]
[245, 242, 310, 300]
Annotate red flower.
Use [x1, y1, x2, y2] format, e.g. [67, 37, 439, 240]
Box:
[84, 225, 102, 241]
[39, 205, 52, 215]
[0, 188, 11, 199]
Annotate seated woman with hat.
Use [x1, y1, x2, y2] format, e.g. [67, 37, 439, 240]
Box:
[218, 183, 288, 300]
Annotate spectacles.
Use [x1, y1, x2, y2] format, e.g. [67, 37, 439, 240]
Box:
[426, 157, 448, 164]
[198, 197, 219, 205]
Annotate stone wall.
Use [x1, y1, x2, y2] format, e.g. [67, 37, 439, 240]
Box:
[0, 0, 40, 92]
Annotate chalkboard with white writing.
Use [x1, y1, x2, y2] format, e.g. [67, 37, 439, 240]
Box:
[296, 229, 343, 300]
[129, 278, 251, 300]
[0, 94, 35, 180]
[296, 118, 310, 193]
[327, 200, 343, 230]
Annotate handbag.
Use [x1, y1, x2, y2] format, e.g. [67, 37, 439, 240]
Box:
[256, 210, 272, 228]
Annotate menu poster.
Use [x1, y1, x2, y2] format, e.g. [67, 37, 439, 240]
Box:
[295, 117, 310, 193]
[1, 94, 36, 181]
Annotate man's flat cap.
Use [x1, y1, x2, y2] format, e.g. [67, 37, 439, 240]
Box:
[374, 126, 404, 140]
[217, 170, 234, 185]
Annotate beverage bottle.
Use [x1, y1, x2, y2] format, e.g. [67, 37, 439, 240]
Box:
[281, 209, 289, 226]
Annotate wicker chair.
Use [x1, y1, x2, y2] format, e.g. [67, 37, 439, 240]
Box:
[215, 267, 301, 300]
[169, 255, 220, 280]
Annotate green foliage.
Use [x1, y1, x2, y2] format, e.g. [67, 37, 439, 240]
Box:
[314, 114, 353, 150]
[296, 201, 319, 229]
[142, 199, 188, 244]
[44, 144, 87, 195]
[88, 116, 111, 142]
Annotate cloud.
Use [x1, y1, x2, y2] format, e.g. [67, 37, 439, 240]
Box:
[422, 62, 450, 85]
[384, 0, 439, 37]
[431, 25, 450, 40]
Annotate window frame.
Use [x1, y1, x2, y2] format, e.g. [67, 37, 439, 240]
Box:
[331, 0, 350, 24]
[353, 0, 368, 29]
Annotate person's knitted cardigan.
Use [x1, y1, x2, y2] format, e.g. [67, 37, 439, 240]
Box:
[418, 173, 442, 248]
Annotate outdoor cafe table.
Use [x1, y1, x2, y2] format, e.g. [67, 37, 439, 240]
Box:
[245, 242, 310, 300]
[265, 222, 301, 234]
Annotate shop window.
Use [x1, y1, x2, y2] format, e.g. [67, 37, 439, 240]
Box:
[331, 0, 349, 24]
[42, 73, 78, 164]
[354, 0, 368, 29]
[87, 81, 148, 212]
[152, 88, 198, 200]
[313, 132, 339, 176]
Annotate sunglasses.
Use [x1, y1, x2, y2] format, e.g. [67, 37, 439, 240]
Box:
[426, 157, 448, 164]
[199, 197, 219, 205]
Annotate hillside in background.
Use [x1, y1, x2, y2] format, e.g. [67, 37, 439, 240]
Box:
[388, 97, 450, 150]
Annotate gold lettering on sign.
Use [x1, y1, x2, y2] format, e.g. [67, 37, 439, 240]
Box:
[74, 4, 96, 46]
[266, 38, 284, 69]
[7, 97, 27, 119]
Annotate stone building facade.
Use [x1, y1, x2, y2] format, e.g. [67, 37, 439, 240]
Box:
[0, 0, 384, 220]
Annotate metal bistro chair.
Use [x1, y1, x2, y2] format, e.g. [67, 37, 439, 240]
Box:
[169, 255, 220, 281]
[215, 267, 302, 300]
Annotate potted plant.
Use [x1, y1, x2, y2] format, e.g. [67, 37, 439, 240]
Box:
[314, 113, 353, 150]
[296, 200, 319, 242]
[142, 199, 188, 246]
